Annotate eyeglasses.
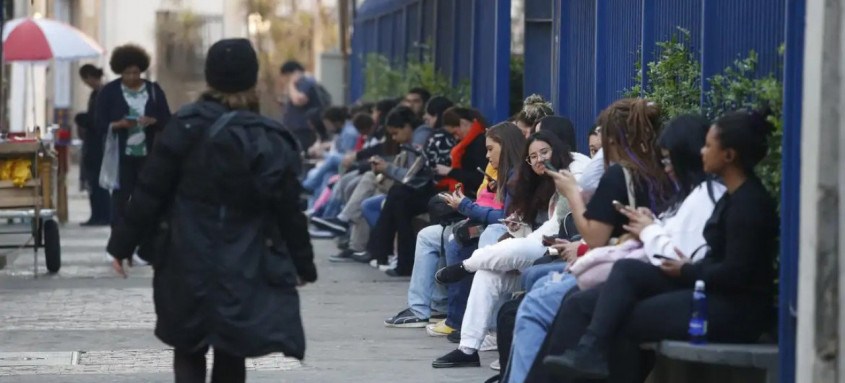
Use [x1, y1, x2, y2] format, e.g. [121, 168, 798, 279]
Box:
[661, 157, 672, 167]
[526, 148, 552, 165]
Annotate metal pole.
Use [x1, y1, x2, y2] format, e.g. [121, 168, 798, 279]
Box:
[0, 0, 6, 133]
[338, 0, 349, 105]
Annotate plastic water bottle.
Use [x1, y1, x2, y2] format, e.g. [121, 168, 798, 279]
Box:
[688, 280, 708, 345]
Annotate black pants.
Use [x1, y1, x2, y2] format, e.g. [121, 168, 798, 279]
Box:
[85, 166, 111, 223]
[496, 296, 522, 379]
[367, 183, 434, 274]
[525, 259, 770, 383]
[174, 346, 245, 383]
[111, 156, 145, 230]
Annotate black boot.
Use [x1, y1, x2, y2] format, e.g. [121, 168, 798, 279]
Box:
[542, 343, 608, 380]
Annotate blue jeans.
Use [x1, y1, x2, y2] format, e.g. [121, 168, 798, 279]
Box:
[505, 271, 578, 383]
[521, 262, 568, 291]
[445, 224, 509, 330]
[407, 225, 451, 319]
[362, 194, 385, 228]
[302, 153, 341, 194]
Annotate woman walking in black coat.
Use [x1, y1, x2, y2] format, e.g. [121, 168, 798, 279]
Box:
[107, 39, 317, 383]
[95, 44, 171, 258]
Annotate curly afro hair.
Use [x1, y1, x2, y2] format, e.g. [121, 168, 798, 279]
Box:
[109, 44, 151, 74]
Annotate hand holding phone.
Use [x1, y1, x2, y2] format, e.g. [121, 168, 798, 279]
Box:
[653, 254, 672, 260]
[543, 160, 558, 173]
[612, 200, 628, 212]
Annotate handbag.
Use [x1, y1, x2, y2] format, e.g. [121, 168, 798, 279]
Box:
[427, 195, 463, 226]
[99, 125, 120, 190]
[453, 218, 484, 244]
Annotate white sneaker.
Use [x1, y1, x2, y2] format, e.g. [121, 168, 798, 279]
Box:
[389, 255, 398, 269]
[132, 254, 149, 266]
[480, 333, 498, 352]
[369, 259, 378, 268]
[490, 359, 501, 371]
[369, 259, 392, 271]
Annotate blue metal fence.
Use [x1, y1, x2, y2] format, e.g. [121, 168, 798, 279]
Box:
[351, 0, 511, 123]
[524, 0, 788, 151]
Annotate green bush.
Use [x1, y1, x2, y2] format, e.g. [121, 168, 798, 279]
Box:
[624, 28, 702, 120]
[363, 53, 471, 105]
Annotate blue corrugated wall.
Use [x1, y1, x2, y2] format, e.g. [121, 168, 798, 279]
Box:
[350, 0, 511, 123]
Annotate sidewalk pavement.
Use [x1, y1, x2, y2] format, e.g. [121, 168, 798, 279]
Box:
[0, 170, 496, 382]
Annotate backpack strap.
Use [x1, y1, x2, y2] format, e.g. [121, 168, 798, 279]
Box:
[207, 111, 240, 138]
[622, 166, 636, 208]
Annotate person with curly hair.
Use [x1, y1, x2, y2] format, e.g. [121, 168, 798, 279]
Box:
[95, 44, 171, 263]
[515, 94, 554, 137]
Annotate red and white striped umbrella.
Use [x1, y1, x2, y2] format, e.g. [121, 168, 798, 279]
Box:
[2, 16, 103, 62]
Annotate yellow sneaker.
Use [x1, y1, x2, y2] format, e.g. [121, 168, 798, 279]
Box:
[426, 319, 454, 337]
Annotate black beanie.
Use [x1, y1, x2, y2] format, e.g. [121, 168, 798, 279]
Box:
[205, 38, 259, 93]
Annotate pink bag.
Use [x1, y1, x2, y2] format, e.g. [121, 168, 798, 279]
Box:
[568, 240, 648, 290]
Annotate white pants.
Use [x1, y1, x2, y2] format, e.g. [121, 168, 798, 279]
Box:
[463, 237, 547, 273]
[459, 232, 547, 350]
[459, 269, 522, 350]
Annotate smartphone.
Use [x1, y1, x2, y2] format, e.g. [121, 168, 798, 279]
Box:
[653, 254, 672, 261]
[543, 160, 557, 172]
[124, 115, 139, 121]
[611, 200, 627, 212]
[542, 235, 558, 246]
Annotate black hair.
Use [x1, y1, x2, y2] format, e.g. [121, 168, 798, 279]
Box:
[352, 113, 375, 135]
[322, 106, 349, 125]
[407, 87, 431, 104]
[109, 44, 151, 74]
[588, 124, 599, 136]
[280, 60, 305, 74]
[657, 114, 711, 213]
[375, 98, 400, 127]
[306, 107, 328, 141]
[713, 109, 775, 175]
[442, 107, 488, 129]
[509, 131, 573, 225]
[385, 105, 421, 130]
[79, 64, 103, 79]
[537, 116, 578, 153]
[74, 112, 87, 127]
[424, 96, 454, 129]
[351, 102, 375, 116]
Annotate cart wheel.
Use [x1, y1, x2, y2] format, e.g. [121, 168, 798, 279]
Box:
[43, 220, 61, 273]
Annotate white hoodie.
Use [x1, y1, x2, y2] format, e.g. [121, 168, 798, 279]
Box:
[640, 180, 727, 266]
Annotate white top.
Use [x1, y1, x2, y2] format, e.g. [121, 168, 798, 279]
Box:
[640, 181, 727, 266]
[578, 149, 605, 201]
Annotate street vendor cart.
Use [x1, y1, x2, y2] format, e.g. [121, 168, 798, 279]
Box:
[0, 139, 60, 273]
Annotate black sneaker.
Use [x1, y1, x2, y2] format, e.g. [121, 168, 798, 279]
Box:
[336, 234, 350, 250]
[542, 345, 609, 380]
[435, 263, 473, 284]
[384, 308, 429, 328]
[350, 251, 372, 264]
[432, 349, 480, 368]
[311, 217, 349, 235]
[385, 268, 411, 277]
[329, 249, 355, 263]
[447, 330, 461, 344]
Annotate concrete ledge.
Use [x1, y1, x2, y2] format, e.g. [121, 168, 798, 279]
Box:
[657, 341, 778, 370]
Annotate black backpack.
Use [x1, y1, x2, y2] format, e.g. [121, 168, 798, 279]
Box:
[203, 109, 302, 208]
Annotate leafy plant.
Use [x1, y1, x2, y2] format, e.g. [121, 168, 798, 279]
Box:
[625, 28, 702, 120]
[363, 53, 471, 105]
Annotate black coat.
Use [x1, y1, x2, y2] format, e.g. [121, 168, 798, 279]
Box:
[107, 99, 317, 359]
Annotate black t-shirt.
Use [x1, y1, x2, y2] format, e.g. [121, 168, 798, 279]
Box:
[281, 77, 322, 132]
[583, 164, 652, 237]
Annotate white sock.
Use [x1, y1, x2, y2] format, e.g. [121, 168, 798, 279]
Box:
[458, 346, 476, 355]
